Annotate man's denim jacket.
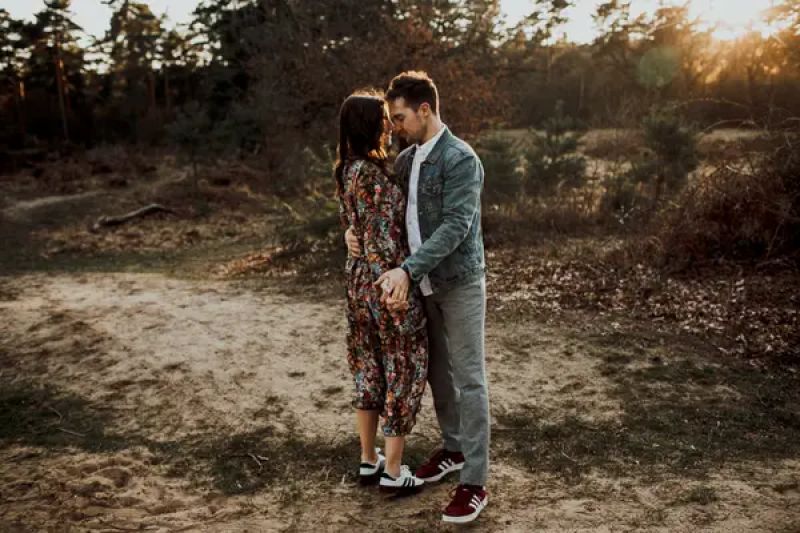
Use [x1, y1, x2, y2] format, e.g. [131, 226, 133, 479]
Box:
[397, 127, 486, 294]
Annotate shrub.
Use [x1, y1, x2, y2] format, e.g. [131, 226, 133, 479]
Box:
[523, 101, 587, 197]
[475, 133, 523, 206]
[632, 109, 699, 206]
[599, 108, 699, 222]
[651, 128, 800, 266]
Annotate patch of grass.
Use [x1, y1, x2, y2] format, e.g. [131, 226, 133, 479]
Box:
[500, 336, 547, 364]
[0, 234, 277, 278]
[0, 376, 435, 496]
[202, 426, 282, 494]
[681, 485, 718, 506]
[178, 429, 434, 496]
[494, 332, 800, 482]
[0, 380, 128, 452]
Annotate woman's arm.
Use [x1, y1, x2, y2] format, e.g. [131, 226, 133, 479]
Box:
[355, 162, 404, 282]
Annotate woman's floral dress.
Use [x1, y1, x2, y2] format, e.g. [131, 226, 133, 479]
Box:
[339, 158, 428, 437]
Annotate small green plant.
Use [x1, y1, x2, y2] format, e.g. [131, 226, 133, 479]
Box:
[600, 108, 698, 223]
[523, 101, 587, 197]
[476, 133, 522, 206]
[629, 108, 699, 207]
[167, 102, 218, 189]
[600, 172, 642, 225]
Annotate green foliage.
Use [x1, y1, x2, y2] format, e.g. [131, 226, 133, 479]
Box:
[300, 145, 336, 194]
[637, 46, 680, 89]
[600, 108, 698, 220]
[523, 101, 587, 197]
[476, 134, 522, 205]
[1, 0, 800, 158]
[652, 127, 800, 264]
[166, 101, 232, 183]
[634, 109, 698, 198]
[600, 172, 642, 224]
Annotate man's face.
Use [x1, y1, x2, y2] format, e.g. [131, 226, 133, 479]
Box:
[389, 97, 426, 145]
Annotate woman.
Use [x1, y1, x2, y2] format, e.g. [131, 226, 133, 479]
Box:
[335, 91, 428, 494]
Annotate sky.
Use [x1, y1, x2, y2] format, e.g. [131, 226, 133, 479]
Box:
[3, 0, 780, 44]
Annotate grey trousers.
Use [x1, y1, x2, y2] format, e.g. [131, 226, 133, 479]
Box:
[424, 276, 489, 486]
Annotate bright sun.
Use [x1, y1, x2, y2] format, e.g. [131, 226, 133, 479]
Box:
[687, 0, 779, 40]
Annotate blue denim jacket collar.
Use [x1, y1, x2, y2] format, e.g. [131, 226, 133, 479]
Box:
[422, 125, 452, 166]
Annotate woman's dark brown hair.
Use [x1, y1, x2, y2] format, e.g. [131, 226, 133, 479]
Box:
[334, 90, 389, 199]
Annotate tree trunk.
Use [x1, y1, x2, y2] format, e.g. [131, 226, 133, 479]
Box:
[15, 79, 27, 144]
[164, 71, 171, 113]
[54, 38, 70, 143]
[148, 71, 156, 112]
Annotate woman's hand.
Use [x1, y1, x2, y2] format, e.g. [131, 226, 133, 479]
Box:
[386, 296, 409, 322]
[386, 297, 409, 313]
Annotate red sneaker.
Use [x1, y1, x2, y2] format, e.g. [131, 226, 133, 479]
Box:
[442, 484, 488, 524]
[414, 449, 465, 482]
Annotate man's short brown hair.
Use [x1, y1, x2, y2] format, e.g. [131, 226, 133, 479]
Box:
[386, 71, 439, 115]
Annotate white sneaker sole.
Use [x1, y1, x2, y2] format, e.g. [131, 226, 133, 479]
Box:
[359, 457, 385, 485]
[379, 474, 425, 495]
[419, 461, 464, 482]
[359, 458, 385, 476]
[442, 495, 488, 524]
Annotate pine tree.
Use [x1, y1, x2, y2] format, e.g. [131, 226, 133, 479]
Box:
[523, 101, 586, 197]
[27, 0, 85, 142]
[0, 9, 28, 144]
[101, 1, 165, 125]
[476, 134, 522, 206]
[639, 109, 698, 205]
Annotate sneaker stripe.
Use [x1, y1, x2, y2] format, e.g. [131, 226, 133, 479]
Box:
[438, 459, 454, 471]
[443, 494, 487, 524]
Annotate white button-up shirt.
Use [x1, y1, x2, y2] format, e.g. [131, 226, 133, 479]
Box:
[406, 124, 446, 297]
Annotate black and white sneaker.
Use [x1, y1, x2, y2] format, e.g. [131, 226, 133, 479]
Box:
[379, 465, 425, 495]
[358, 448, 385, 485]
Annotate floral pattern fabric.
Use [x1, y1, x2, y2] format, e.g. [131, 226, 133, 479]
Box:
[339, 158, 428, 437]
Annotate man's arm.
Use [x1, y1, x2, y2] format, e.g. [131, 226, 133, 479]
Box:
[345, 226, 360, 257]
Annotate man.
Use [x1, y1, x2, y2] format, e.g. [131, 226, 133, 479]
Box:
[345, 71, 489, 524]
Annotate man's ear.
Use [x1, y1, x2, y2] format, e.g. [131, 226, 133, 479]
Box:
[419, 102, 431, 117]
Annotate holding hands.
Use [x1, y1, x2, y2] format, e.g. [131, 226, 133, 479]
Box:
[345, 226, 411, 314]
[375, 268, 411, 313]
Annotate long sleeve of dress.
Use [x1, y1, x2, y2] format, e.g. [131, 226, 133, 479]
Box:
[354, 162, 406, 282]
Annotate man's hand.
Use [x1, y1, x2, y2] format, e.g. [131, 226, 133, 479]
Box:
[344, 226, 360, 258]
[374, 268, 410, 305]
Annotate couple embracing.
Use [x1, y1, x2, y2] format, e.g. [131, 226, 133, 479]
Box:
[336, 71, 490, 524]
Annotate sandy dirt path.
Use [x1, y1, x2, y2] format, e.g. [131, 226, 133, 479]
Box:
[1, 272, 798, 532]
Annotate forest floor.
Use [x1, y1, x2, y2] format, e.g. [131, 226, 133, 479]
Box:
[0, 146, 798, 532]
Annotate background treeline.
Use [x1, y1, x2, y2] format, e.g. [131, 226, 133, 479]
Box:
[1, 0, 799, 265]
[2, 1, 799, 151]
